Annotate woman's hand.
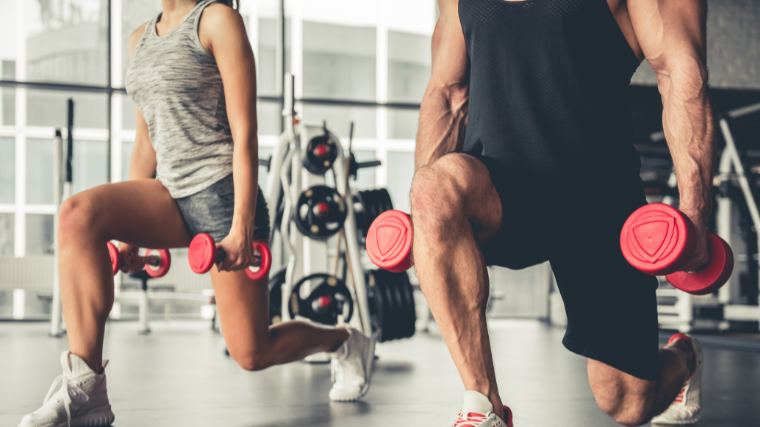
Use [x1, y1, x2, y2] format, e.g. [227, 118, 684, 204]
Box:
[217, 223, 256, 272]
[117, 242, 144, 274]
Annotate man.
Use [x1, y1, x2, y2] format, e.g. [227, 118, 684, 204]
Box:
[412, 0, 712, 425]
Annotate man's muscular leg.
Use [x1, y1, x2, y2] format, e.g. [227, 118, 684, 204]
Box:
[589, 338, 696, 426]
[410, 153, 505, 420]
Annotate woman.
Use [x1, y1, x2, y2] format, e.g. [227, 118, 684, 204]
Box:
[19, 1, 373, 426]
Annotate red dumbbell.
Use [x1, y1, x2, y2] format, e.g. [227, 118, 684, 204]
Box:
[620, 203, 734, 295]
[106, 241, 172, 278]
[366, 210, 414, 273]
[187, 233, 272, 281]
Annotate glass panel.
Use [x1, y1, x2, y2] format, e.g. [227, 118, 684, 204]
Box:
[122, 96, 136, 131]
[25, 0, 108, 85]
[122, 141, 134, 182]
[1, 87, 14, 126]
[258, 147, 273, 192]
[258, 17, 278, 97]
[258, 100, 280, 136]
[388, 109, 419, 140]
[0, 213, 13, 256]
[26, 138, 54, 205]
[300, 105, 376, 139]
[386, 151, 415, 213]
[121, 0, 163, 84]
[72, 140, 108, 194]
[302, 21, 376, 101]
[0, 1, 17, 71]
[352, 150, 377, 190]
[0, 137, 14, 204]
[26, 214, 54, 255]
[388, 31, 431, 103]
[27, 91, 108, 129]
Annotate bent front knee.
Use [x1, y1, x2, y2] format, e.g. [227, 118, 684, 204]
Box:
[596, 394, 652, 426]
[58, 195, 101, 244]
[410, 165, 464, 225]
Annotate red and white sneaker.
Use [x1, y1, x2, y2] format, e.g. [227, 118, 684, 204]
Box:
[652, 333, 703, 425]
[451, 391, 514, 427]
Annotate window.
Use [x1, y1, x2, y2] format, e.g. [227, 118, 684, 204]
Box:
[24, 0, 109, 86]
[72, 140, 108, 194]
[0, 137, 14, 204]
[26, 139, 54, 205]
[0, 214, 13, 256]
[388, 31, 431, 103]
[386, 151, 415, 213]
[300, 105, 376, 139]
[388, 109, 420, 140]
[26, 214, 54, 255]
[26, 91, 108, 129]
[302, 22, 376, 101]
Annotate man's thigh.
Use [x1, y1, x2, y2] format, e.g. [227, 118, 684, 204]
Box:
[550, 193, 661, 381]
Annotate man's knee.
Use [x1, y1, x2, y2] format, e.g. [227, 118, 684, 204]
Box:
[589, 361, 655, 426]
[410, 154, 487, 219]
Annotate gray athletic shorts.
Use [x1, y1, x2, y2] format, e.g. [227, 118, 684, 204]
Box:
[174, 174, 270, 242]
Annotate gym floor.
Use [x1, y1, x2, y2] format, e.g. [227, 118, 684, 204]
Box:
[1, 320, 758, 427]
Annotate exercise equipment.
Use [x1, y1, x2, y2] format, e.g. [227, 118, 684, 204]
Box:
[354, 188, 394, 242]
[366, 210, 414, 273]
[107, 241, 172, 278]
[293, 185, 348, 240]
[187, 233, 272, 281]
[302, 131, 338, 175]
[367, 269, 416, 342]
[269, 268, 286, 324]
[288, 273, 354, 326]
[621, 203, 734, 295]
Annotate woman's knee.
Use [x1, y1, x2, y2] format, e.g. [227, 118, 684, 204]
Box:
[58, 194, 102, 244]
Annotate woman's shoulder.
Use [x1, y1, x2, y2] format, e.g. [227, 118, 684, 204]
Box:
[128, 22, 151, 61]
[200, 2, 243, 27]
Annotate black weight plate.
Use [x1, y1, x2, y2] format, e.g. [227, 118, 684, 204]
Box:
[397, 272, 416, 339]
[378, 269, 403, 341]
[294, 185, 347, 241]
[387, 271, 407, 341]
[378, 188, 394, 213]
[303, 134, 338, 175]
[288, 273, 353, 326]
[268, 268, 287, 325]
[366, 270, 384, 337]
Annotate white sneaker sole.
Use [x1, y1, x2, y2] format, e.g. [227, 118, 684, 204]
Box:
[56, 406, 114, 427]
[329, 334, 376, 402]
[652, 336, 704, 425]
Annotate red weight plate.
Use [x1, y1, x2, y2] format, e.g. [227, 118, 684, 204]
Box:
[107, 241, 120, 276]
[246, 241, 272, 281]
[145, 248, 171, 278]
[189, 233, 216, 274]
[666, 232, 734, 295]
[366, 210, 414, 273]
[620, 204, 695, 276]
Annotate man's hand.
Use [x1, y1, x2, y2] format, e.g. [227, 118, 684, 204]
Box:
[680, 208, 710, 272]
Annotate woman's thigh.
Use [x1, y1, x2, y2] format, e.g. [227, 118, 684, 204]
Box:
[62, 179, 191, 249]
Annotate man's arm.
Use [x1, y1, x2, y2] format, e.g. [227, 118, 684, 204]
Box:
[628, 0, 714, 270]
[416, 0, 470, 171]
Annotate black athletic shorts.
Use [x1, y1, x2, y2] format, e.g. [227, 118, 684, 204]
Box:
[474, 155, 661, 381]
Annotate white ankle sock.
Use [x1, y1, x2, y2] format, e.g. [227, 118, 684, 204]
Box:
[463, 390, 494, 414]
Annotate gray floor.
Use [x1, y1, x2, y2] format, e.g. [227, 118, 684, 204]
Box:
[1, 320, 758, 427]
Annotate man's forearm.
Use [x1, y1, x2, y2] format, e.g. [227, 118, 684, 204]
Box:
[659, 64, 715, 218]
[415, 83, 469, 170]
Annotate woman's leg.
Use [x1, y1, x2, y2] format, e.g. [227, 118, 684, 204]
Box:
[58, 179, 192, 371]
[210, 246, 349, 371]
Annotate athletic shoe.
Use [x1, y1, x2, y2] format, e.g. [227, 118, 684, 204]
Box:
[452, 391, 514, 427]
[19, 352, 115, 427]
[652, 333, 703, 425]
[328, 327, 375, 401]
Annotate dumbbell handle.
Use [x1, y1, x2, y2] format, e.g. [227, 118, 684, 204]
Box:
[140, 255, 163, 267]
[211, 247, 262, 267]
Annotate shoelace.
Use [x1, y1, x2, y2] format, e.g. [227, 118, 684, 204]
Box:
[42, 374, 86, 427]
[452, 410, 493, 427]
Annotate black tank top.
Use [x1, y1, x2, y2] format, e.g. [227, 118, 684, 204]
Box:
[459, 0, 643, 199]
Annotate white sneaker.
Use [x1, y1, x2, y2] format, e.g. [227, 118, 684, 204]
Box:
[328, 327, 375, 401]
[451, 391, 514, 427]
[652, 333, 703, 425]
[19, 352, 115, 427]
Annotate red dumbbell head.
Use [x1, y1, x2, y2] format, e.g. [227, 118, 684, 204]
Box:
[189, 233, 216, 274]
[144, 248, 172, 278]
[666, 232, 734, 295]
[620, 204, 696, 276]
[107, 241, 120, 276]
[245, 241, 272, 281]
[366, 210, 414, 273]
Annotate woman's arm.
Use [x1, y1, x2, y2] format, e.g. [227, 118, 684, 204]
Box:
[199, 4, 260, 272]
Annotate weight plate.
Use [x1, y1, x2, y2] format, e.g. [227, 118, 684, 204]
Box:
[189, 233, 216, 274]
[107, 241, 120, 276]
[666, 232, 734, 295]
[294, 185, 347, 241]
[269, 268, 286, 325]
[288, 273, 354, 326]
[144, 249, 171, 278]
[366, 210, 414, 273]
[303, 134, 338, 175]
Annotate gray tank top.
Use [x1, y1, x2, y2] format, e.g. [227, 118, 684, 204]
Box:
[125, 0, 233, 199]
